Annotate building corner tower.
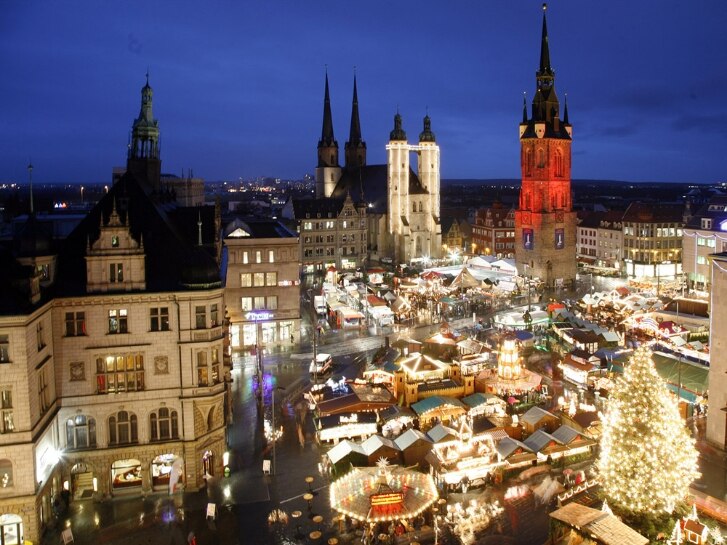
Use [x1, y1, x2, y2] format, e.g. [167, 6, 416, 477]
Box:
[514, 4, 576, 288]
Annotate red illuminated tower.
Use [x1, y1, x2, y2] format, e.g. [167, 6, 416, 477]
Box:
[514, 4, 576, 287]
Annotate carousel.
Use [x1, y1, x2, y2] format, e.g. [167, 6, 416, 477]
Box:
[476, 336, 542, 395]
[330, 459, 439, 525]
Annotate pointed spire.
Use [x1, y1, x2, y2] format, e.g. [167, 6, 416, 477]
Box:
[522, 93, 528, 123]
[320, 70, 335, 144]
[348, 72, 362, 145]
[563, 93, 569, 124]
[197, 211, 203, 246]
[27, 161, 34, 215]
[539, 3, 553, 76]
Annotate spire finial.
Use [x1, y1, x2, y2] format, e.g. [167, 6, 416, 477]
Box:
[146, 67, 149, 85]
[538, 3, 552, 76]
[543, 2, 547, 11]
[563, 92, 569, 124]
[522, 92, 528, 123]
[27, 160, 34, 215]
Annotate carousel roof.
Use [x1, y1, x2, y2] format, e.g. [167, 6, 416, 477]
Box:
[330, 465, 439, 523]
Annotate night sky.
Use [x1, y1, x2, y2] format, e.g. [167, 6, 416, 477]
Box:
[2, 1, 726, 185]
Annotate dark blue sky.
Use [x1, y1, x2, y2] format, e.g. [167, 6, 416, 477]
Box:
[2, 1, 726, 184]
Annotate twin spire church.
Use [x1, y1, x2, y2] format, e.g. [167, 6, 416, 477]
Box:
[313, 75, 443, 264]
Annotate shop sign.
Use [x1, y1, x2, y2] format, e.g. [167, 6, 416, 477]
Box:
[245, 311, 274, 321]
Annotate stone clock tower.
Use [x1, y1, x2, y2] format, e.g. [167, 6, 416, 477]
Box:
[515, 4, 576, 288]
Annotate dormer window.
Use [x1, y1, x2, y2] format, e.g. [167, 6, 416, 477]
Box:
[702, 218, 713, 230]
[111, 235, 119, 247]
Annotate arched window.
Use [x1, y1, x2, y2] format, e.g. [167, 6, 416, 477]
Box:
[525, 149, 533, 176]
[419, 201, 423, 212]
[536, 148, 546, 168]
[66, 415, 96, 449]
[412, 202, 416, 213]
[109, 411, 137, 445]
[555, 149, 563, 177]
[150, 408, 179, 441]
[0, 459, 12, 488]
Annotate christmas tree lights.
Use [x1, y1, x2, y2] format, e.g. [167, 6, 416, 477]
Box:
[597, 346, 699, 516]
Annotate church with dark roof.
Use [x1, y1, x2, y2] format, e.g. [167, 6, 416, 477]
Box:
[313, 74, 442, 264]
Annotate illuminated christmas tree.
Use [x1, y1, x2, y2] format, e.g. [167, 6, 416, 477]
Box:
[597, 346, 699, 516]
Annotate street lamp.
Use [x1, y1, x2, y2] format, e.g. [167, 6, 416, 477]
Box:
[80, 186, 84, 204]
[271, 385, 285, 476]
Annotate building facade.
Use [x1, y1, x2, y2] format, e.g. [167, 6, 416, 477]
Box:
[706, 252, 727, 449]
[514, 7, 577, 287]
[472, 203, 515, 258]
[621, 202, 684, 279]
[576, 210, 623, 272]
[223, 220, 301, 350]
[284, 194, 367, 273]
[0, 78, 227, 543]
[314, 74, 441, 264]
[682, 197, 727, 293]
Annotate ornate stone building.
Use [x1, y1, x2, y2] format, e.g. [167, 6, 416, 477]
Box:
[514, 6, 577, 287]
[0, 78, 226, 543]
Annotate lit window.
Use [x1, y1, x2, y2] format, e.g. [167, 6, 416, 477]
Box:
[96, 355, 144, 393]
[254, 272, 265, 286]
[268, 250, 275, 263]
[240, 273, 252, 287]
[241, 297, 253, 311]
[211, 304, 219, 326]
[0, 390, 13, 433]
[266, 272, 277, 286]
[242, 251, 249, 264]
[255, 251, 262, 264]
[197, 351, 208, 386]
[108, 309, 128, 334]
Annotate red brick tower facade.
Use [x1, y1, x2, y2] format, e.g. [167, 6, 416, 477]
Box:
[515, 4, 576, 287]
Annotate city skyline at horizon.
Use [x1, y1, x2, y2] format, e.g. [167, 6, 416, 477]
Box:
[2, 1, 726, 186]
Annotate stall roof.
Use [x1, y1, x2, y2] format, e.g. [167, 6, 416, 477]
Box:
[427, 423, 458, 443]
[462, 392, 505, 410]
[394, 429, 432, 451]
[551, 425, 581, 445]
[411, 396, 466, 417]
[520, 406, 558, 426]
[523, 429, 562, 452]
[361, 435, 400, 455]
[379, 405, 416, 423]
[327, 440, 366, 465]
[496, 436, 532, 459]
[549, 503, 649, 545]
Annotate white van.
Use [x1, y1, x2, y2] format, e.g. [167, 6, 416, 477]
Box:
[309, 353, 333, 376]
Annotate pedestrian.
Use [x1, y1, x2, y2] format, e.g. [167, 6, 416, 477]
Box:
[187, 531, 197, 545]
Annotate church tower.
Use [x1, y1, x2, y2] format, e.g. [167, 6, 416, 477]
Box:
[315, 73, 341, 198]
[387, 113, 410, 261]
[127, 73, 161, 191]
[514, 4, 576, 288]
[344, 75, 366, 168]
[418, 115, 441, 259]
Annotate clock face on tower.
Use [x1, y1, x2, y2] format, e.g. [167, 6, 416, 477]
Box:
[556, 211, 564, 223]
[522, 212, 531, 225]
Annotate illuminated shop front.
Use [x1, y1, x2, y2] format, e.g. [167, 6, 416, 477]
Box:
[0, 514, 23, 545]
[151, 454, 182, 490]
[230, 310, 296, 349]
[111, 458, 142, 492]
